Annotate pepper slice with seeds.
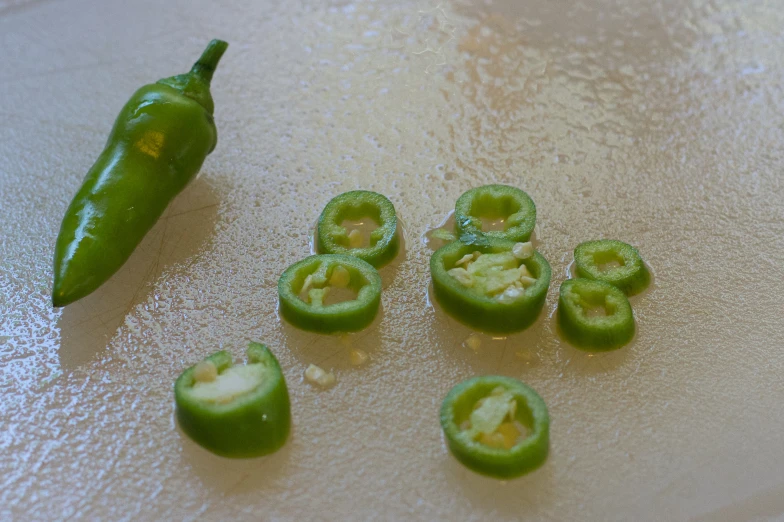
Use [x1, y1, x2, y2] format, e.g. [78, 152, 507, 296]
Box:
[574, 239, 650, 296]
[430, 237, 551, 333]
[278, 254, 382, 333]
[440, 376, 550, 479]
[454, 184, 536, 243]
[558, 278, 635, 351]
[174, 342, 290, 458]
[316, 190, 399, 268]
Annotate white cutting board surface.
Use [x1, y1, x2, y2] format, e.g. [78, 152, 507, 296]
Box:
[2, 0, 784, 520]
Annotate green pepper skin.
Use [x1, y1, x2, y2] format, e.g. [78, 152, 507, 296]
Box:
[455, 185, 536, 243]
[558, 278, 635, 351]
[440, 376, 550, 479]
[278, 254, 382, 333]
[52, 40, 229, 307]
[430, 238, 551, 334]
[574, 239, 650, 296]
[316, 190, 399, 268]
[175, 343, 291, 458]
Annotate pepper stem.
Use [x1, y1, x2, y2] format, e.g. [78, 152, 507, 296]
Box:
[190, 39, 229, 84]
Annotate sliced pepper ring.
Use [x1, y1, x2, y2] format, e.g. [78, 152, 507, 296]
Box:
[574, 239, 650, 296]
[430, 237, 551, 333]
[440, 376, 550, 479]
[316, 190, 399, 268]
[174, 342, 291, 458]
[278, 254, 382, 333]
[454, 184, 536, 243]
[558, 278, 635, 351]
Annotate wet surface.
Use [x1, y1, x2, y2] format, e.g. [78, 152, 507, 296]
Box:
[2, 0, 784, 519]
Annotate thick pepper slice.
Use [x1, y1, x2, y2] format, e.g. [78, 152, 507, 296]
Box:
[278, 254, 382, 333]
[52, 40, 228, 307]
[174, 342, 290, 458]
[440, 376, 549, 479]
[574, 239, 650, 296]
[558, 278, 635, 351]
[455, 185, 536, 243]
[316, 190, 399, 268]
[430, 237, 551, 333]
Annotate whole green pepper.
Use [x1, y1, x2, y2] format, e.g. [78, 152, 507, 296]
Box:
[52, 39, 229, 307]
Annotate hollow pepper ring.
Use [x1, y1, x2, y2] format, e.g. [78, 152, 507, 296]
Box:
[278, 254, 382, 333]
[316, 190, 399, 268]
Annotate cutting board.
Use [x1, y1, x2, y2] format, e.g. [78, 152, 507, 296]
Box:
[2, 0, 784, 519]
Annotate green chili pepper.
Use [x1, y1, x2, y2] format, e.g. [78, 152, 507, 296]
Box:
[558, 278, 635, 351]
[316, 190, 399, 268]
[278, 254, 382, 333]
[440, 376, 549, 479]
[574, 239, 650, 296]
[430, 237, 551, 333]
[454, 185, 536, 243]
[52, 39, 229, 307]
[174, 342, 290, 458]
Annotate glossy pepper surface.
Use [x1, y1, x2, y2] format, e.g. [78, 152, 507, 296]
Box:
[440, 376, 550, 479]
[52, 39, 229, 307]
[430, 237, 551, 333]
[278, 254, 382, 333]
[175, 342, 290, 458]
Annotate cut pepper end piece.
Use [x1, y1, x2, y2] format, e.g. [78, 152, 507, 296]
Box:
[174, 342, 290, 458]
